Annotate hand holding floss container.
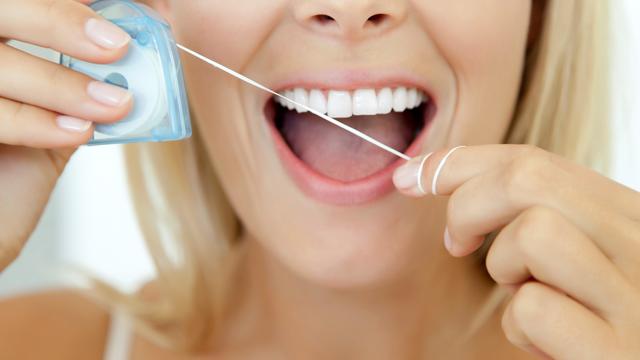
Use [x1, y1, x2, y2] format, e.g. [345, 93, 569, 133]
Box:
[61, 0, 191, 145]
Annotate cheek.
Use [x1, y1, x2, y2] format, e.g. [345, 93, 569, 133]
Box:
[163, 0, 286, 142]
[168, 0, 286, 67]
[415, 0, 532, 145]
[160, 1, 292, 233]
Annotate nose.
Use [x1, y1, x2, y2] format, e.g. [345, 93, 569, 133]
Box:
[293, 0, 407, 41]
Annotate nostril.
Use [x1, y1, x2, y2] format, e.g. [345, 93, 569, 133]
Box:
[303, 11, 396, 36]
[366, 14, 389, 27]
[311, 14, 336, 25]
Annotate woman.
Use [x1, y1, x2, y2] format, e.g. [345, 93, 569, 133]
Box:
[0, 0, 638, 358]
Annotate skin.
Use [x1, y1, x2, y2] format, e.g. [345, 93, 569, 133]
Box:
[0, 0, 639, 359]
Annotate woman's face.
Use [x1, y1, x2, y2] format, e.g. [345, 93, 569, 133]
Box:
[157, 0, 532, 287]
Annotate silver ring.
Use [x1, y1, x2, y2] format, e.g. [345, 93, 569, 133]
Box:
[432, 146, 466, 196]
[416, 152, 434, 195]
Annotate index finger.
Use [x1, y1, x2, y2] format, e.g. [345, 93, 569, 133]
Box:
[393, 144, 640, 219]
[394, 144, 534, 196]
[0, 0, 130, 63]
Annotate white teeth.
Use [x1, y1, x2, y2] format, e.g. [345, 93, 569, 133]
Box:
[275, 87, 427, 117]
[327, 90, 352, 118]
[415, 91, 424, 107]
[308, 89, 327, 114]
[293, 88, 308, 113]
[377, 87, 393, 114]
[284, 90, 295, 110]
[406, 88, 418, 109]
[393, 87, 407, 112]
[352, 89, 377, 116]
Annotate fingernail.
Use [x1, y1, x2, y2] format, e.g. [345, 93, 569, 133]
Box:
[393, 158, 421, 190]
[87, 81, 132, 107]
[56, 116, 92, 133]
[85, 18, 131, 49]
[444, 227, 454, 253]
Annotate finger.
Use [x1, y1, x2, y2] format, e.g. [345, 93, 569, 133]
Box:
[0, 97, 95, 148]
[0, 0, 130, 63]
[443, 156, 640, 275]
[394, 144, 640, 220]
[486, 206, 635, 320]
[0, 142, 77, 270]
[502, 282, 616, 360]
[0, 43, 133, 123]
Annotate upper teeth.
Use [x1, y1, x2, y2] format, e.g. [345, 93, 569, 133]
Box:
[274, 87, 427, 118]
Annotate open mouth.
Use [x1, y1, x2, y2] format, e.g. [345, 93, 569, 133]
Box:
[265, 84, 436, 205]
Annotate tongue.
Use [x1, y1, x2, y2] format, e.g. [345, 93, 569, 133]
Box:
[279, 110, 415, 182]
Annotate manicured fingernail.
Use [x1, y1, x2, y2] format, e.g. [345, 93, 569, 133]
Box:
[85, 18, 131, 49]
[56, 116, 92, 133]
[87, 81, 132, 107]
[393, 158, 420, 190]
[444, 227, 454, 253]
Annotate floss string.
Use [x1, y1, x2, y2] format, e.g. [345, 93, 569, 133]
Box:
[176, 44, 411, 161]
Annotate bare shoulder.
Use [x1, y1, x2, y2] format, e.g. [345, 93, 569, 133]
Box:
[0, 289, 110, 359]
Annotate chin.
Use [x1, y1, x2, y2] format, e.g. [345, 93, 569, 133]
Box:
[265, 213, 425, 289]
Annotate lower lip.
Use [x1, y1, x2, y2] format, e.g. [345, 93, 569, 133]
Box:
[266, 102, 435, 206]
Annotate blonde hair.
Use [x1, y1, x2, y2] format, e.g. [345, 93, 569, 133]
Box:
[92, 0, 611, 352]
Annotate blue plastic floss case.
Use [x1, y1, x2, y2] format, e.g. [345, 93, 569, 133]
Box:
[60, 0, 192, 145]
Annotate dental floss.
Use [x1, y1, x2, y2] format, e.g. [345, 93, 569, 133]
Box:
[431, 145, 466, 195]
[416, 152, 433, 195]
[176, 44, 411, 161]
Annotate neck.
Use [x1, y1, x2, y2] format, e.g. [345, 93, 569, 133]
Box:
[222, 229, 496, 359]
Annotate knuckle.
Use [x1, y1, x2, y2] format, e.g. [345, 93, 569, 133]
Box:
[6, 99, 24, 124]
[43, 0, 90, 48]
[502, 150, 553, 202]
[0, 100, 24, 144]
[43, 0, 65, 41]
[514, 207, 556, 260]
[519, 144, 542, 156]
[47, 63, 65, 89]
[511, 282, 547, 326]
[41, 65, 82, 117]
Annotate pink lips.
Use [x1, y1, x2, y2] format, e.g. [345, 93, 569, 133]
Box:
[263, 71, 437, 206]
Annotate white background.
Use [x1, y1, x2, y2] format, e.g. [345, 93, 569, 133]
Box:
[0, 2, 639, 298]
